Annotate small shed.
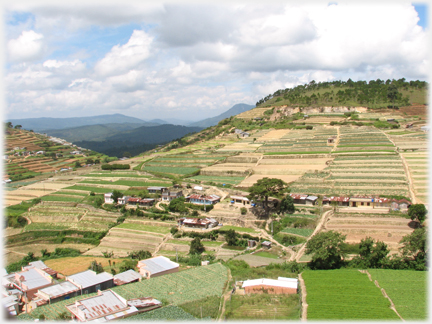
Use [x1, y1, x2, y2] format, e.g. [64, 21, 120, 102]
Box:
[137, 256, 179, 279]
[261, 241, 272, 249]
[290, 193, 308, 204]
[104, 192, 114, 204]
[66, 270, 114, 295]
[305, 195, 318, 206]
[113, 270, 142, 286]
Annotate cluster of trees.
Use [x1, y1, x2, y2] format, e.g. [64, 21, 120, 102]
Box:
[101, 163, 130, 170]
[306, 227, 427, 271]
[256, 78, 427, 108]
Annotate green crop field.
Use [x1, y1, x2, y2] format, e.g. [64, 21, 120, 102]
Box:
[120, 305, 198, 321]
[188, 175, 245, 185]
[281, 228, 314, 237]
[143, 166, 200, 175]
[63, 185, 113, 193]
[368, 269, 427, 320]
[218, 225, 259, 234]
[302, 269, 400, 320]
[40, 195, 84, 202]
[116, 222, 172, 234]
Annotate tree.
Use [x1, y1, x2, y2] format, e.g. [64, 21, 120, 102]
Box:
[128, 250, 152, 259]
[168, 197, 188, 214]
[399, 227, 427, 264]
[111, 190, 123, 204]
[119, 259, 138, 272]
[351, 237, 389, 268]
[225, 229, 237, 246]
[74, 161, 81, 168]
[247, 177, 287, 217]
[408, 204, 427, 224]
[305, 230, 346, 269]
[88, 260, 104, 274]
[14, 125, 22, 129]
[279, 195, 295, 214]
[189, 237, 205, 255]
[387, 84, 399, 108]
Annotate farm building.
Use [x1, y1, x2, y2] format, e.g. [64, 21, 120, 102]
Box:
[104, 192, 114, 204]
[113, 270, 142, 286]
[322, 196, 350, 206]
[391, 199, 411, 211]
[66, 289, 139, 321]
[118, 196, 131, 205]
[306, 195, 318, 206]
[186, 194, 221, 205]
[147, 186, 168, 194]
[349, 196, 374, 208]
[22, 261, 58, 279]
[161, 190, 184, 202]
[127, 297, 162, 312]
[194, 185, 203, 191]
[2, 294, 19, 316]
[178, 217, 219, 229]
[33, 281, 81, 306]
[290, 193, 308, 204]
[230, 195, 251, 206]
[327, 136, 337, 144]
[10, 268, 54, 302]
[66, 270, 114, 295]
[127, 198, 155, 207]
[261, 241, 272, 249]
[137, 256, 179, 279]
[242, 277, 298, 294]
[373, 197, 392, 208]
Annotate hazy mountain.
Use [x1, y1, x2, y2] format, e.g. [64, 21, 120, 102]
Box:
[7, 114, 151, 131]
[188, 103, 255, 128]
[40, 123, 158, 142]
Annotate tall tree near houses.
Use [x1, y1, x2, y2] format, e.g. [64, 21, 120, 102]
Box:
[247, 177, 287, 217]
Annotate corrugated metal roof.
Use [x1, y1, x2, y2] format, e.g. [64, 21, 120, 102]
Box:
[230, 195, 250, 201]
[67, 271, 113, 289]
[38, 281, 79, 299]
[306, 196, 318, 201]
[23, 261, 47, 270]
[138, 256, 179, 275]
[127, 297, 161, 308]
[15, 268, 52, 290]
[242, 278, 298, 289]
[113, 270, 142, 285]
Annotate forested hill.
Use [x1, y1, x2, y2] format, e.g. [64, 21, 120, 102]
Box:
[256, 78, 428, 109]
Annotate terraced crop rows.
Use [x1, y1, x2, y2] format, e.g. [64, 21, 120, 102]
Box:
[401, 152, 428, 203]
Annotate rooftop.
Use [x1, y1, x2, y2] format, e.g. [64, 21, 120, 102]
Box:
[67, 270, 113, 289]
[138, 256, 179, 275]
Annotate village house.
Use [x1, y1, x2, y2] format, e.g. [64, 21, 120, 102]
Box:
[32, 281, 81, 307]
[10, 268, 55, 302]
[104, 192, 114, 204]
[139, 198, 155, 207]
[178, 217, 219, 229]
[113, 270, 142, 286]
[127, 297, 162, 313]
[230, 195, 251, 206]
[261, 241, 272, 249]
[118, 196, 131, 205]
[137, 256, 179, 279]
[147, 186, 168, 194]
[373, 197, 392, 208]
[322, 196, 350, 207]
[349, 196, 374, 208]
[65, 289, 139, 322]
[391, 199, 411, 212]
[186, 194, 221, 205]
[161, 190, 184, 202]
[22, 261, 58, 279]
[241, 277, 298, 294]
[66, 270, 114, 295]
[327, 136, 337, 145]
[289, 193, 308, 204]
[305, 195, 318, 206]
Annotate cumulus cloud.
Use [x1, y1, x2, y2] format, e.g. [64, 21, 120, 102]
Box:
[7, 30, 45, 62]
[94, 30, 153, 77]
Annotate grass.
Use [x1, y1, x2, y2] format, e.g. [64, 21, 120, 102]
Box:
[253, 251, 279, 259]
[40, 195, 84, 202]
[281, 228, 314, 237]
[368, 269, 427, 320]
[218, 225, 259, 234]
[143, 166, 200, 175]
[63, 185, 114, 193]
[225, 294, 300, 320]
[44, 256, 127, 276]
[302, 269, 400, 320]
[116, 222, 171, 234]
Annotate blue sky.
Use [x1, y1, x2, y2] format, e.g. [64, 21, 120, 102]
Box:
[2, 1, 430, 121]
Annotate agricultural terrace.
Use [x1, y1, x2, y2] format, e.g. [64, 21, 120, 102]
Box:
[325, 210, 414, 253]
[302, 269, 400, 320]
[387, 129, 428, 151]
[401, 152, 428, 204]
[368, 269, 427, 320]
[235, 107, 273, 119]
[258, 126, 337, 154]
[334, 126, 396, 154]
[84, 219, 174, 257]
[291, 154, 409, 196]
[120, 306, 199, 321]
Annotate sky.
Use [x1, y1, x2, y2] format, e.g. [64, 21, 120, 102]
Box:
[1, 0, 430, 122]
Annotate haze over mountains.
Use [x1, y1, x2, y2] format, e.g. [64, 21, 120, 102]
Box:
[7, 103, 254, 157]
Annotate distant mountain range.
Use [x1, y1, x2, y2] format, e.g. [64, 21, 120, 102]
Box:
[188, 103, 255, 128]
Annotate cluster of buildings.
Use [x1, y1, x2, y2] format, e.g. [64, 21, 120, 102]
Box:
[2, 256, 180, 320]
[104, 187, 221, 207]
[178, 217, 219, 229]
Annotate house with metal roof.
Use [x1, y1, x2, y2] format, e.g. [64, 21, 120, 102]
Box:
[305, 195, 318, 206]
[289, 193, 308, 204]
[127, 297, 162, 312]
[104, 192, 114, 204]
[66, 289, 139, 322]
[22, 260, 58, 278]
[34, 281, 81, 305]
[161, 190, 184, 202]
[322, 196, 350, 206]
[113, 270, 142, 286]
[242, 277, 298, 294]
[66, 270, 114, 295]
[147, 186, 168, 194]
[178, 217, 218, 229]
[230, 195, 251, 206]
[10, 268, 54, 302]
[137, 256, 179, 279]
[186, 194, 220, 205]
[349, 195, 374, 208]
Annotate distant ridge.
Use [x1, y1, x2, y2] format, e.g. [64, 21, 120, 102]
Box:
[188, 103, 255, 128]
[7, 114, 151, 131]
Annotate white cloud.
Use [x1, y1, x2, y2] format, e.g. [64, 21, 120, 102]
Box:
[94, 30, 153, 77]
[7, 30, 45, 62]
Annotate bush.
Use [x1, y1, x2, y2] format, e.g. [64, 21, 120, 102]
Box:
[240, 207, 247, 215]
[101, 163, 130, 170]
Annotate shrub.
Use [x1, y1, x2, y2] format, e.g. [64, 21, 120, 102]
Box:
[240, 207, 247, 215]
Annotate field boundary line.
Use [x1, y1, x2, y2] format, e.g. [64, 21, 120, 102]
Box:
[298, 273, 308, 321]
[372, 275, 405, 322]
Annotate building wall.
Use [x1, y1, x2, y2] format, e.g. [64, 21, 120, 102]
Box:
[140, 267, 179, 279]
[244, 285, 297, 295]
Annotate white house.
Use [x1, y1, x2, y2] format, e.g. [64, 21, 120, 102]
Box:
[104, 193, 114, 204]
